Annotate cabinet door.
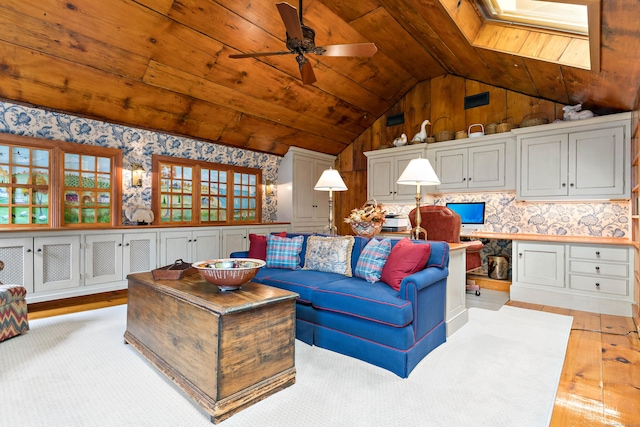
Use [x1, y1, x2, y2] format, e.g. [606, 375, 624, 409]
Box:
[292, 155, 318, 222]
[33, 235, 81, 292]
[519, 134, 568, 197]
[313, 158, 333, 221]
[468, 143, 505, 189]
[193, 229, 220, 261]
[0, 237, 34, 293]
[221, 228, 246, 257]
[85, 234, 123, 286]
[368, 157, 395, 202]
[394, 153, 423, 199]
[435, 148, 468, 190]
[515, 242, 565, 288]
[569, 127, 625, 196]
[159, 231, 191, 266]
[123, 232, 157, 276]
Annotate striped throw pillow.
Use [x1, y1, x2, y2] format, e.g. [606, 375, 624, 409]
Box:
[266, 235, 304, 270]
[354, 238, 392, 283]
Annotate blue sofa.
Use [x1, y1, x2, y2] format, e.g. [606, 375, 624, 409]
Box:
[231, 233, 449, 378]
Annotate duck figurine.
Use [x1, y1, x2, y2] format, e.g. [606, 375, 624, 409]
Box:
[411, 119, 431, 142]
[392, 133, 408, 147]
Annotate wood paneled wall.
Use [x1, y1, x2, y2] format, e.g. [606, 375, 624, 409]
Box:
[334, 74, 565, 235]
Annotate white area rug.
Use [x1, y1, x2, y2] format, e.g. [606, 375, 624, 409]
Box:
[0, 305, 572, 427]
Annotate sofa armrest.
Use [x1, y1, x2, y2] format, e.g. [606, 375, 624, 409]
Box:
[229, 251, 249, 258]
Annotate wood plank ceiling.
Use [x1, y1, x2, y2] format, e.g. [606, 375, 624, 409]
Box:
[0, 0, 639, 156]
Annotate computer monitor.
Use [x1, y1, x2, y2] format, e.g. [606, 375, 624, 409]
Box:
[445, 202, 485, 231]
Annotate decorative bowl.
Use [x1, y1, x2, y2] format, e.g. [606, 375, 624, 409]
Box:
[192, 258, 266, 291]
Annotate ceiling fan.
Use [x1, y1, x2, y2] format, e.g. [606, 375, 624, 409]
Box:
[229, 1, 378, 85]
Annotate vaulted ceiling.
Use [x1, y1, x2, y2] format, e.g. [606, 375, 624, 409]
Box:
[1, 0, 639, 157]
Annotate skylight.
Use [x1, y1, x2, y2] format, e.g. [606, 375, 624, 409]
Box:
[478, 0, 589, 35]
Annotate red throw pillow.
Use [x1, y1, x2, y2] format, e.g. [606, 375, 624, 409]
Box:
[248, 232, 287, 260]
[380, 238, 431, 291]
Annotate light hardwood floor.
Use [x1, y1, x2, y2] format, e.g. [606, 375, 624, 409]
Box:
[28, 292, 640, 425]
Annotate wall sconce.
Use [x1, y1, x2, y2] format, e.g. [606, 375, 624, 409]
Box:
[264, 179, 275, 197]
[131, 163, 145, 188]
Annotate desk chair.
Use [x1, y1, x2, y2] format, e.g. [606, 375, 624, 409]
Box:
[408, 206, 484, 294]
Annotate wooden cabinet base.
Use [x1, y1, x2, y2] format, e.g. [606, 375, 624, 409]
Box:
[124, 272, 298, 424]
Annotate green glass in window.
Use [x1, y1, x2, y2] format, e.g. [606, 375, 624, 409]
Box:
[97, 208, 110, 223]
[12, 188, 29, 205]
[12, 166, 29, 184]
[97, 174, 110, 189]
[172, 195, 181, 207]
[64, 171, 80, 187]
[33, 207, 48, 224]
[172, 210, 182, 221]
[81, 208, 95, 223]
[233, 210, 240, 220]
[249, 210, 256, 220]
[161, 209, 171, 222]
[171, 180, 182, 192]
[32, 169, 49, 185]
[64, 208, 79, 223]
[0, 207, 9, 224]
[64, 191, 79, 205]
[12, 207, 29, 224]
[220, 211, 226, 221]
[97, 193, 110, 204]
[183, 210, 192, 221]
[34, 189, 48, 206]
[0, 188, 8, 204]
[80, 173, 95, 188]
[200, 210, 209, 221]
[0, 165, 9, 184]
[201, 182, 210, 195]
[250, 199, 256, 209]
[183, 196, 192, 208]
[183, 181, 193, 194]
[81, 192, 94, 206]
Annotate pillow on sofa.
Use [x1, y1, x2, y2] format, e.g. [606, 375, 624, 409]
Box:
[248, 232, 287, 260]
[354, 238, 392, 283]
[380, 238, 431, 291]
[303, 235, 355, 276]
[266, 235, 304, 269]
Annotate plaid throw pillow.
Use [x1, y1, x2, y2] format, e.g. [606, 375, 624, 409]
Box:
[266, 235, 304, 270]
[354, 238, 392, 283]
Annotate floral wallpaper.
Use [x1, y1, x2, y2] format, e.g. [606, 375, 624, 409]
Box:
[0, 101, 281, 222]
[385, 192, 631, 276]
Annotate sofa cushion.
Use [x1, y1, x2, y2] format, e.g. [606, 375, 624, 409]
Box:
[247, 232, 287, 260]
[266, 234, 304, 269]
[257, 269, 347, 303]
[311, 277, 413, 328]
[354, 238, 392, 283]
[303, 235, 355, 276]
[381, 238, 431, 291]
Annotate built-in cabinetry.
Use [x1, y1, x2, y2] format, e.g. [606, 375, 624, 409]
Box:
[364, 145, 430, 203]
[0, 224, 288, 303]
[514, 112, 631, 200]
[278, 147, 335, 232]
[511, 240, 635, 316]
[426, 134, 516, 192]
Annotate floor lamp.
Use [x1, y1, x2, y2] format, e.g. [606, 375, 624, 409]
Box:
[314, 168, 348, 235]
[396, 157, 440, 240]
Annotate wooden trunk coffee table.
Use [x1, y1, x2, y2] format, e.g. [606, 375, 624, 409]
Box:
[124, 271, 298, 424]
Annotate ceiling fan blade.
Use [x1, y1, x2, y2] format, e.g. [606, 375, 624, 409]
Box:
[276, 2, 303, 40]
[300, 61, 316, 85]
[318, 43, 378, 57]
[229, 51, 294, 59]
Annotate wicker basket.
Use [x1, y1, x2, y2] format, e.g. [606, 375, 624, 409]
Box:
[520, 112, 549, 128]
[432, 116, 455, 142]
[424, 136, 436, 144]
[455, 130, 468, 139]
[350, 221, 383, 238]
[484, 112, 500, 135]
[496, 117, 517, 133]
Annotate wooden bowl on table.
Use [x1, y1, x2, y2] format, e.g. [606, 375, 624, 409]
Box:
[192, 258, 266, 291]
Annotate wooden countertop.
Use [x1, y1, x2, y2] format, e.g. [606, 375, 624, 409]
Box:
[380, 231, 634, 247]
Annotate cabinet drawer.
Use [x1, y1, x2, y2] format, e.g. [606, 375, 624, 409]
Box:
[569, 261, 629, 278]
[569, 245, 628, 262]
[568, 274, 628, 296]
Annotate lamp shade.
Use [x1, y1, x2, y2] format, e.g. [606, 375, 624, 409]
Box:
[396, 158, 440, 186]
[314, 168, 348, 191]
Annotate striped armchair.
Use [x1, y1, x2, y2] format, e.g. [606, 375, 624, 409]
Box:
[0, 261, 29, 342]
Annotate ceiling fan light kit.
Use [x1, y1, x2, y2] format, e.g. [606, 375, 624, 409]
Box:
[229, 1, 377, 85]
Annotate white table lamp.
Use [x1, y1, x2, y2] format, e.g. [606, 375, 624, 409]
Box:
[396, 157, 440, 240]
[314, 168, 348, 235]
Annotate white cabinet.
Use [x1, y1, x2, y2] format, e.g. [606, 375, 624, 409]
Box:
[426, 135, 515, 192]
[159, 229, 220, 265]
[364, 145, 428, 203]
[515, 113, 630, 200]
[0, 237, 34, 293]
[514, 242, 565, 288]
[278, 147, 336, 230]
[511, 240, 635, 316]
[85, 232, 157, 286]
[221, 228, 247, 257]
